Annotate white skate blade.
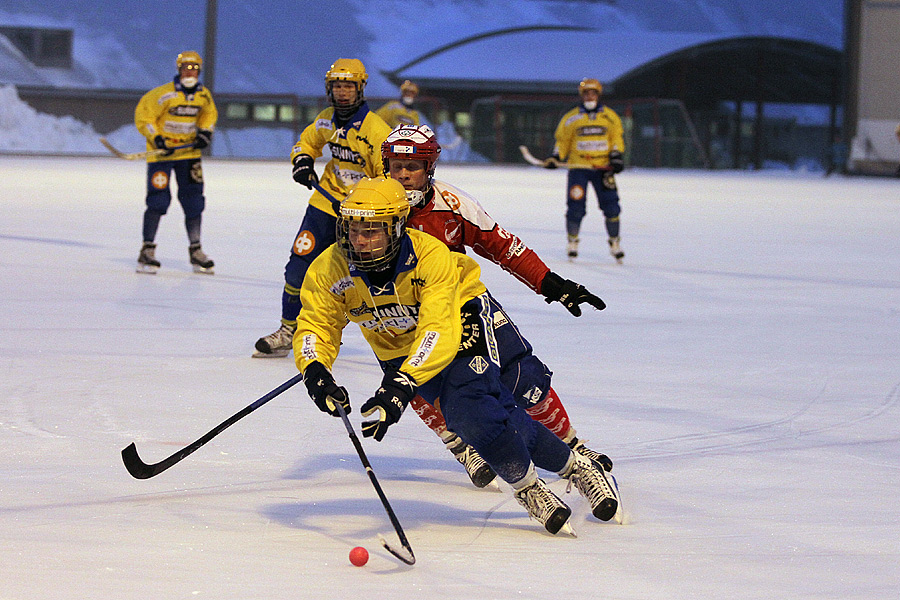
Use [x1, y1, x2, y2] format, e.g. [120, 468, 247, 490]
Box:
[136, 263, 158, 274]
[609, 473, 624, 524]
[192, 264, 214, 275]
[560, 521, 577, 537]
[252, 348, 291, 358]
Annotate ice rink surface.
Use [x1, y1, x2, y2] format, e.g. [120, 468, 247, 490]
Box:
[1, 156, 898, 599]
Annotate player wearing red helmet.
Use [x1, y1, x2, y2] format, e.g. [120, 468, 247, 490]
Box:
[381, 124, 614, 485]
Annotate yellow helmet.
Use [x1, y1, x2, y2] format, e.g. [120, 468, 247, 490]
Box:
[400, 80, 419, 97]
[338, 177, 410, 271]
[326, 58, 368, 90]
[176, 51, 203, 69]
[578, 78, 603, 96]
[325, 58, 368, 116]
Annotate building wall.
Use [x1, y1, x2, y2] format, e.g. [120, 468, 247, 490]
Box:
[849, 0, 900, 172]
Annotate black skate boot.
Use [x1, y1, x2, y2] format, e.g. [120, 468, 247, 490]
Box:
[137, 242, 160, 274]
[445, 434, 497, 488]
[560, 452, 620, 522]
[189, 243, 214, 274]
[253, 322, 296, 358]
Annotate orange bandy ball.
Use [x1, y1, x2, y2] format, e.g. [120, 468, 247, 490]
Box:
[349, 546, 368, 566]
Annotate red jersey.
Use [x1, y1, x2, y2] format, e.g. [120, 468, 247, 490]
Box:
[406, 180, 550, 293]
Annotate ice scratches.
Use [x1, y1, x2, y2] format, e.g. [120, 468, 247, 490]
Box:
[622, 380, 900, 462]
[1, 397, 63, 438]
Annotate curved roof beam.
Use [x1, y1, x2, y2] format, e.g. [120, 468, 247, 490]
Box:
[382, 25, 595, 80]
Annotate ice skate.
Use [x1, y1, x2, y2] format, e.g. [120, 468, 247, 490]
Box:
[567, 436, 613, 472]
[136, 242, 160, 274]
[189, 243, 214, 274]
[566, 235, 579, 260]
[608, 236, 624, 264]
[514, 477, 574, 535]
[253, 322, 296, 358]
[445, 434, 497, 488]
[561, 452, 620, 523]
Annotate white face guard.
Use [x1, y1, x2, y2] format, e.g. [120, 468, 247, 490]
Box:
[401, 95, 415, 107]
[583, 99, 598, 111]
[181, 76, 199, 88]
[404, 189, 425, 207]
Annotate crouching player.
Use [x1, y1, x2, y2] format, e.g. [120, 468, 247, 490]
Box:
[293, 177, 620, 534]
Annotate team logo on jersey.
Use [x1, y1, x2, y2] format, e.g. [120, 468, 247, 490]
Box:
[408, 330, 439, 368]
[569, 184, 586, 201]
[349, 303, 374, 318]
[316, 118, 333, 130]
[328, 143, 365, 165]
[329, 276, 354, 295]
[506, 238, 526, 258]
[150, 170, 169, 190]
[444, 220, 462, 244]
[293, 230, 316, 256]
[468, 356, 489, 374]
[492, 311, 508, 329]
[578, 125, 607, 136]
[169, 105, 201, 117]
[299, 334, 317, 360]
[410, 277, 426, 287]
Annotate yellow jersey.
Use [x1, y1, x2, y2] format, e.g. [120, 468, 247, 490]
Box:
[290, 103, 392, 217]
[294, 229, 487, 386]
[134, 80, 217, 163]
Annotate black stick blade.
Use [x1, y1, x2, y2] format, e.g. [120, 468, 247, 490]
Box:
[121, 443, 157, 479]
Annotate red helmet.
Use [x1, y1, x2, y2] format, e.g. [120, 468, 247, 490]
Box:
[381, 124, 442, 177]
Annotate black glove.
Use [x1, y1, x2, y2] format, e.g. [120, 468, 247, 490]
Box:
[543, 154, 561, 169]
[608, 150, 624, 174]
[292, 154, 318, 189]
[303, 361, 350, 417]
[360, 370, 415, 441]
[540, 271, 606, 317]
[153, 135, 174, 156]
[193, 129, 212, 150]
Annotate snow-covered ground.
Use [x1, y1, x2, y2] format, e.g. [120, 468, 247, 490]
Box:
[1, 156, 898, 599]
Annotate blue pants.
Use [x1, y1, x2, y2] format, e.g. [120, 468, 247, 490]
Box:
[566, 168, 620, 238]
[486, 293, 553, 409]
[145, 159, 205, 218]
[382, 295, 571, 483]
[281, 205, 337, 322]
[143, 159, 205, 243]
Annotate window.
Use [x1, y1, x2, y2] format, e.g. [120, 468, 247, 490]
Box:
[278, 105, 295, 122]
[253, 104, 277, 122]
[226, 103, 250, 120]
[0, 26, 72, 68]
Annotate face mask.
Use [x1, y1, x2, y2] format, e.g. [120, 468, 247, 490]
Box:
[402, 95, 415, 107]
[405, 189, 425, 207]
[181, 76, 198, 88]
[583, 100, 597, 111]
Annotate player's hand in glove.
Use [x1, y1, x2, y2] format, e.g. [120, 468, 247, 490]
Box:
[193, 129, 212, 150]
[153, 135, 174, 156]
[540, 271, 606, 317]
[608, 150, 625, 174]
[292, 154, 318, 189]
[360, 370, 415, 441]
[542, 154, 561, 169]
[303, 361, 350, 417]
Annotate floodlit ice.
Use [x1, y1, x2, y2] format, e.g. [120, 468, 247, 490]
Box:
[1, 156, 899, 599]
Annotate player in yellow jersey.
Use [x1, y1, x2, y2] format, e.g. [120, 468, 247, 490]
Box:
[294, 177, 620, 534]
[134, 50, 218, 274]
[548, 78, 626, 263]
[254, 58, 392, 357]
[375, 80, 422, 128]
